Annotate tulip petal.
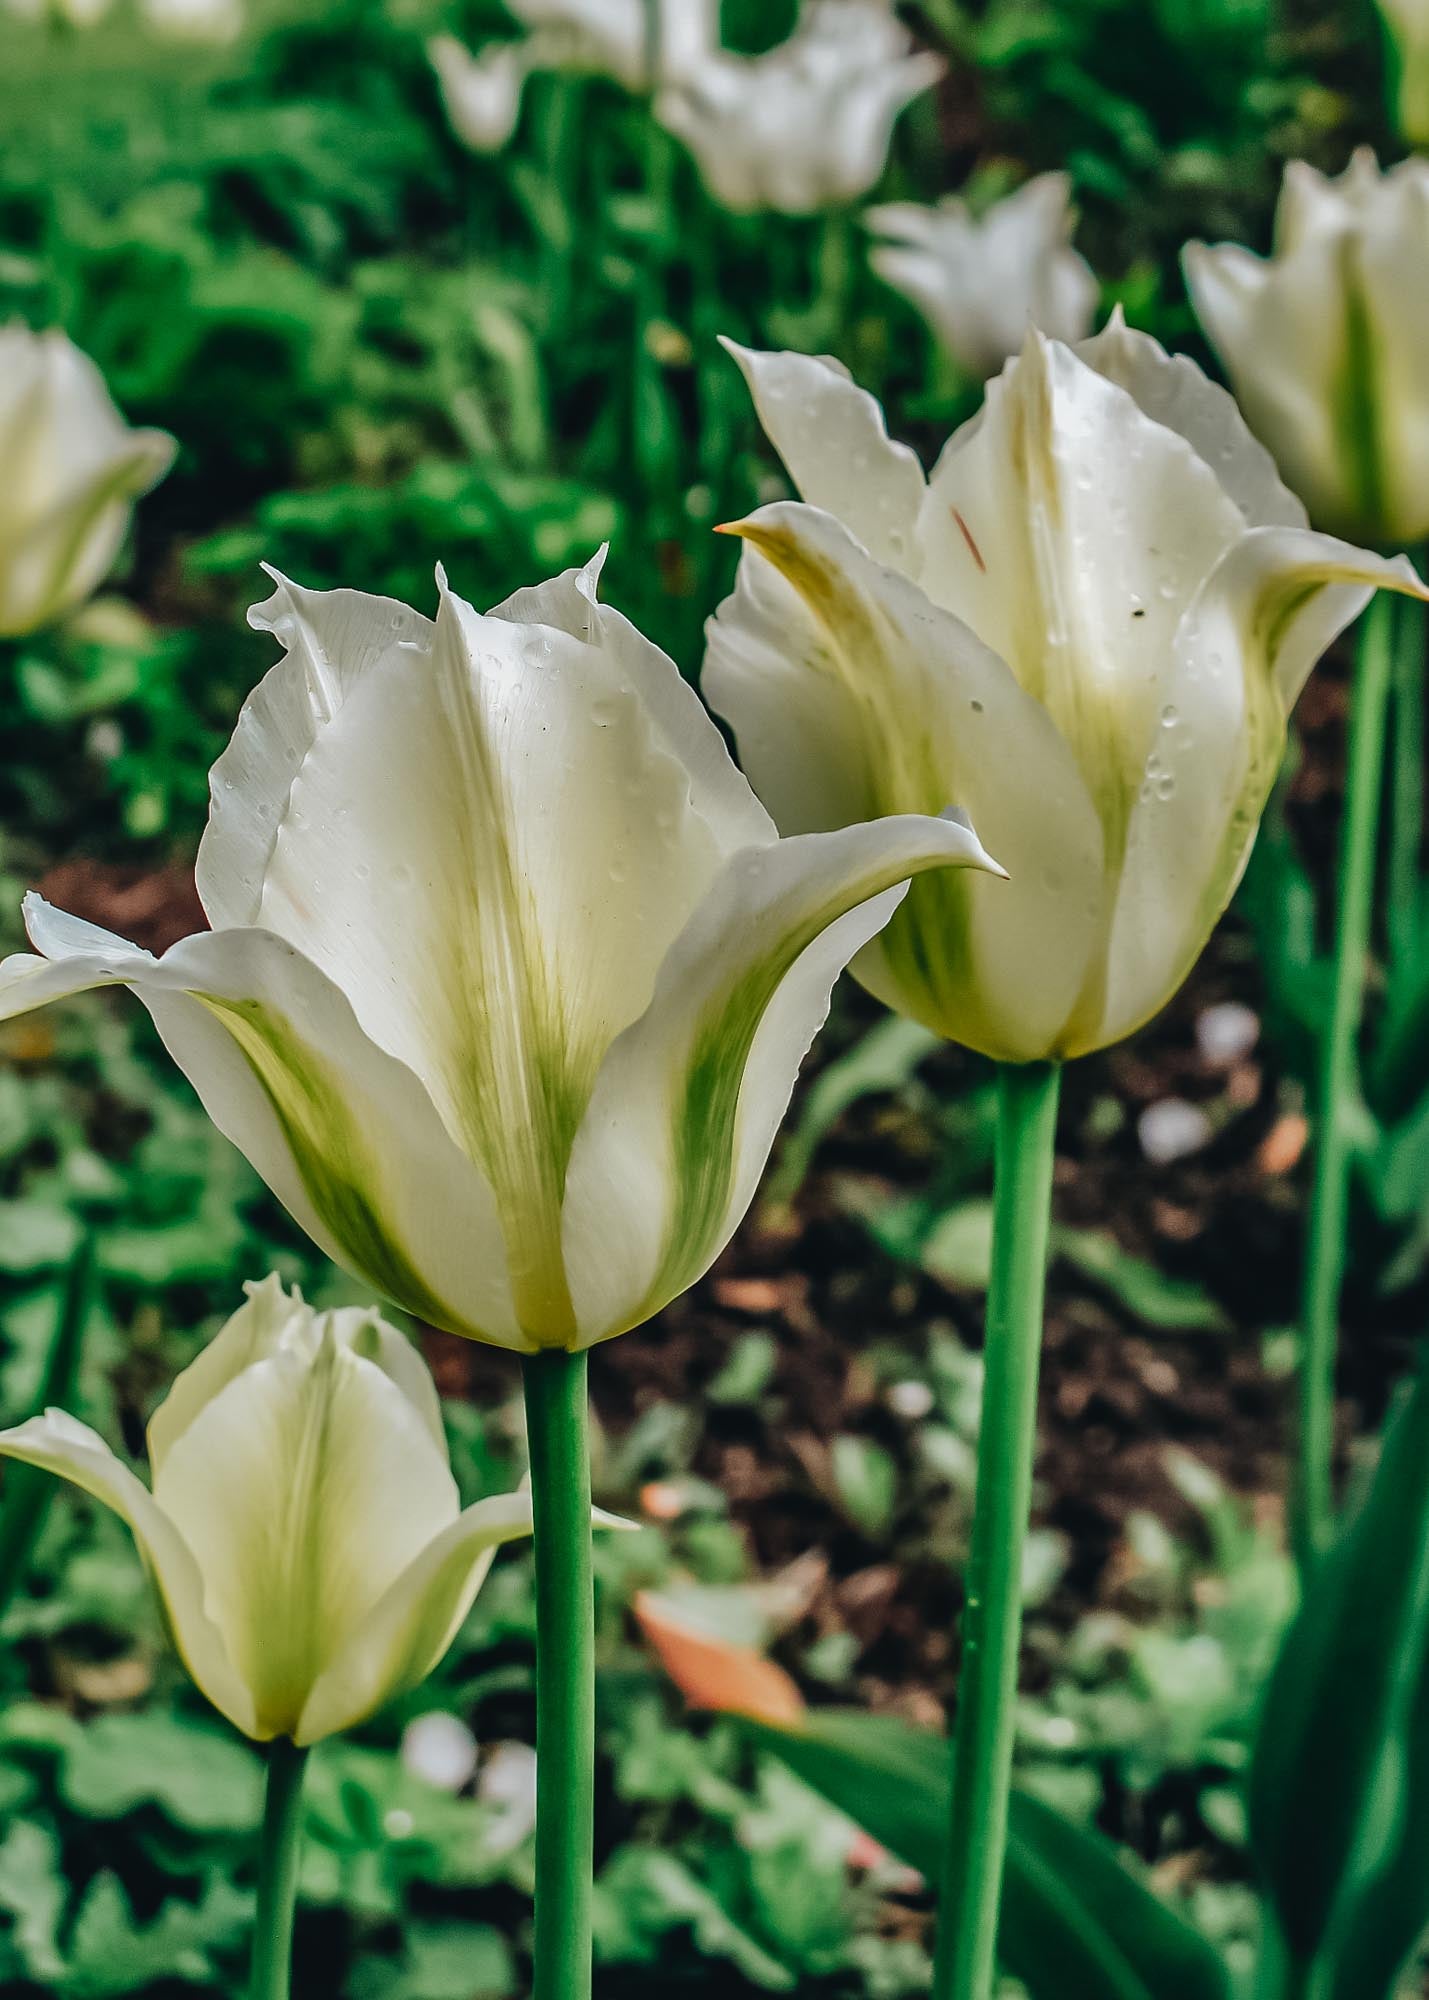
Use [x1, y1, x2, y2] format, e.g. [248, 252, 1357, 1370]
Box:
[562, 810, 1002, 1343]
[718, 341, 926, 566]
[1183, 233, 1377, 541]
[1076, 310, 1306, 530]
[1, 899, 524, 1348]
[294, 1490, 534, 1745]
[152, 1333, 460, 1739]
[1093, 535, 1429, 1051]
[147, 1274, 447, 1474]
[0, 1410, 256, 1737]
[704, 502, 1104, 1059]
[488, 547, 774, 850]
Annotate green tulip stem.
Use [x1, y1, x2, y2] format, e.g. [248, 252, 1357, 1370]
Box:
[933, 1059, 1061, 2000]
[1296, 591, 1396, 1572]
[248, 1738, 308, 2000]
[1387, 580, 1425, 977]
[522, 1348, 595, 2000]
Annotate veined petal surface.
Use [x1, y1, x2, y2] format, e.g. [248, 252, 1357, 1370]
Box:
[1, 899, 524, 1347]
[562, 810, 1002, 1341]
[916, 331, 1247, 887]
[718, 341, 926, 565]
[295, 1491, 535, 1744]
[1093, 534, 1429, 1051]
[705, 503, 1103, 1058]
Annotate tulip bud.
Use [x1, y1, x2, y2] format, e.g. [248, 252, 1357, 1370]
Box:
[0, 327, 175, 639]
[703, 317, 1428, 1064]
[0, 552, 999, 1349]
[656, 1, 944, 216]
[0, 1278, 535, 1743]
[866, 174, 1098, 381]
[1184, 150, 1429, 547]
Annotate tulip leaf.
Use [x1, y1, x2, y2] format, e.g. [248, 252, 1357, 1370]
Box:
[1248, 1349, 1429, 1984]
[737, 1709, 1233, 2000]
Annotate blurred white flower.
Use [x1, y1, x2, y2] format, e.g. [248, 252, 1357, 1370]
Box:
[1138, 1098, 1213, 1165]
[1195, 999, 1259, 1068]
[138, 0, 242, 42]
[0, 326, 175, 640]
[657, 1, 944, 216]
[479, 1740, 539, 1853]
[510, 0, 717, 90]
[428, 34, 531, 153]
[401, 1710, 481, 1792]
[866, 173, 1098, 379]
[1184, 150, 1429, 546]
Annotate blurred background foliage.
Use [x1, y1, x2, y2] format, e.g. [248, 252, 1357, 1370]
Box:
[0, 0, 1423, 1993]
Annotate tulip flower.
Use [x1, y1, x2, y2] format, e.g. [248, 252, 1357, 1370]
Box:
[1377, 0, 1429, 149]
[508, 0, 716, 91]
[1187, 150, 1429, 1571]
[704, 316, 1425, 1066]
[0, 553, 996, 1352]
[866, 174, 1098, 380]
[431, 0, 716, 144]
[0, 327, 175, 640]
[705, 315, 1429, 2000]
[429, 34, 531, 154]
[1183, 150, 1429, 548]
[0, 1276, 533, 1744]
[656, 1, 944, 216]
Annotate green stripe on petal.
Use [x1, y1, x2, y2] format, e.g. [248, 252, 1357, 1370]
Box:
[561, 814, 1002, 1345]
[198, 994, 479, 1335]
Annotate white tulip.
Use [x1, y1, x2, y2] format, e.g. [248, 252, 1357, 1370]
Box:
[0, 554, 998, 1348]
[1184, 150, 1429, 546]
[1377, 0, 1429, 146]
[509, 0, 717, 91]
[0, 327, 175, 640]
[703, 317, 1426, 1064]
[0, 1278, 534, 1743]
[656, 1, 944, 216]
[866, 173, 1098, 379]
[428, 35, 531, 154]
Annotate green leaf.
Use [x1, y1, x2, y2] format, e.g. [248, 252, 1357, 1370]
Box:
[1051, 1227, 1231, 1334]
[347, 1921, 517, 2000]
[52, 1710, 263, 1834]
[0, 1819, 66, 1982]
[62, 1870, 249, 1997]
[1248, 1351, 1429, 1980]
[737, 1710, 1233, 2000]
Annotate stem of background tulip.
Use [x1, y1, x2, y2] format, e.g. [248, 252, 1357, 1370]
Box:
[932, 1060, 1061, 2000]
[248, 1739, 308, 2000]
[1294, 591, 1396, 1574]
[522, 1348, 595, 2000]
[1387, 579, 1425, 977]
